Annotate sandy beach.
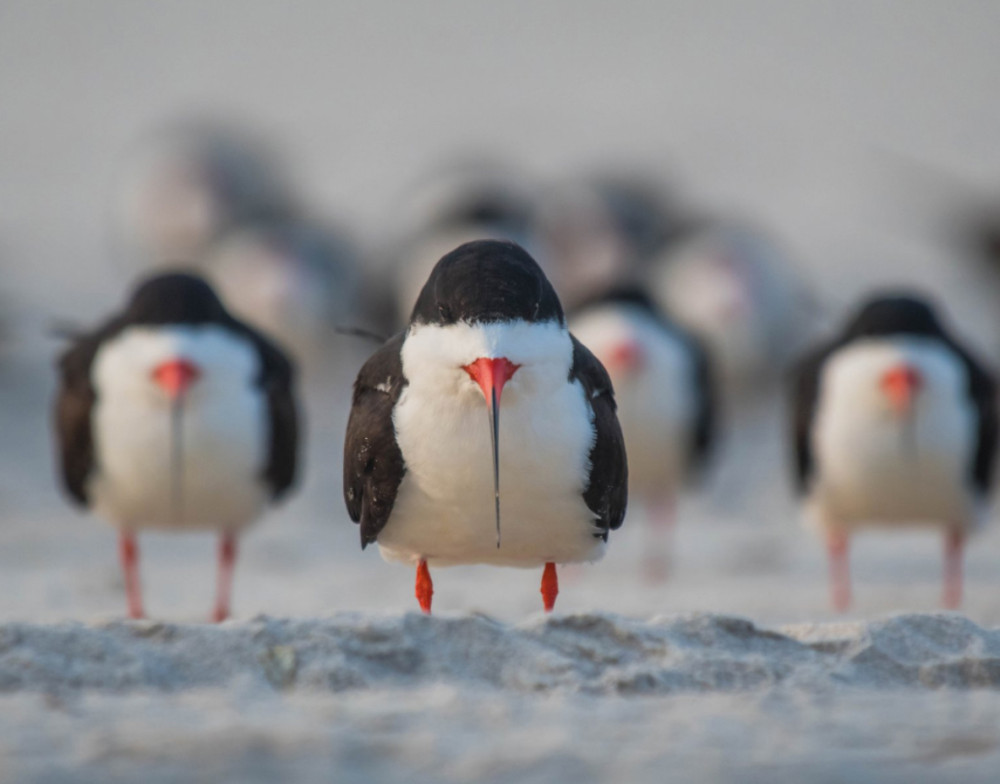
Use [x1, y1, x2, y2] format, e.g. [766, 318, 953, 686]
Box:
[2, 2, 1000, 781]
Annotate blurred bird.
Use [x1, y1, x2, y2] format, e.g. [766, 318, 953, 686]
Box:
[201, 219, 368, 368]
[569, 286, 715, 579]
[54, 273, 300, 621]
[647, 220, 808, 395]
[538, 173, 678, 310]
[386, 158, 541, 327]
[791, 294, 997, 611]
[344, 240, 627, 613]
[113, 119, 298, 266]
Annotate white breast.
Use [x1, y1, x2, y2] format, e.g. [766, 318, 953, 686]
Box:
[808, 337, 980, 530]
[570, 305, 699, 498]
[378, 320, 605, 567]
[88, 325, 269, 531]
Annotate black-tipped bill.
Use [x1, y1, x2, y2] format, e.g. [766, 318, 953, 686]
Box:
[463, 357, 521, 550]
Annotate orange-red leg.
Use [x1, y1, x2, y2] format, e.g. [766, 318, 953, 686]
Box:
[943, 529, 964, 610]
[212, 533, 237, 623]
[541, 562, 558, 612]
[827, 529, 851, 612]
[416, 559, 433, 614]
[119, 532, 144, 620]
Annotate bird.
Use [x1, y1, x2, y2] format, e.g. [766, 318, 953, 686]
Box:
[790, 293, 997, 611]
[537, 172, 679, 310]
[569, 286, 714, 579]
[113, 118, 298, 267]
[384, 158, 541, 328]
[647, 220, 808, 397]
[343, 239, 628, 613]
[54, 272, 300, 621]
[201, 218, 368, 370]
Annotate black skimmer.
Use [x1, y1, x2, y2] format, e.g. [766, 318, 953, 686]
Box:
[647, 220, 808, 394]
[569, 286, 714, 578]
[113, 118, 298, 267]
[344, 240, 628, 613]
[385, 158, 541, 328]
[201, 219, 367, 368]
[790, 293, 997, 611]
[54, 272, 300, 621]
[537, 172, 678, 310]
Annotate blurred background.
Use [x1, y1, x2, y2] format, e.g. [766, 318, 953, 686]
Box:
[2, 0, 1000, 624]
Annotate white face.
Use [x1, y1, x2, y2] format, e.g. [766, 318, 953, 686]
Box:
[88, 323, 270, 531]
[400, 318, 574, 405]
[92, 324, 261, 407]
[808, 334, 981, 527]
[819, 336, 969, 420]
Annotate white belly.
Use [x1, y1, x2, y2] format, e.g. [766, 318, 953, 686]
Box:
[88, 326, 269, 531]
[380, 371, 603, 567]
[570, 305, 699, 501]
[807, 338, 979, 530]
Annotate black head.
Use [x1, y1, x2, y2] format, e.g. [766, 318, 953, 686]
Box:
[592, 176, 676, 260]
[123, 271, 230, 326]
[841, 292, 947, 342]
[431, 187, 535, 238]
[410, 240, 564, 326]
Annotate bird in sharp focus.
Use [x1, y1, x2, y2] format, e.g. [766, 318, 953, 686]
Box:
[344, 239, 628, 613]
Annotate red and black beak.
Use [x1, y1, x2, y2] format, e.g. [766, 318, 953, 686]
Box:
[463, 357, 520, 548]
[881, 363, 923, 455]
[606, 339, 644, 374]
[880, 364, 922, 417]
[152, 357, 201, 520]
[152, 358, 201, 400]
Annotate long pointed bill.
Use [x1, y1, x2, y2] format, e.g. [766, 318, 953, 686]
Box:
[463, 357, 520, 549]
[152, 358, 201, 522]
[880, 364, 922, 456]
[153, 358, 201, 400]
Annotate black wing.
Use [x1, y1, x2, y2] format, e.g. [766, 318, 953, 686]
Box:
[789, 343, 835, 494]
[570, 286, 716, 475]
[241, 328, 300, 500]
[344, 332, 408, 548]
[53, 334, 103, 506]
[944, 340, 999, 494]
[569, 335, 628, 538]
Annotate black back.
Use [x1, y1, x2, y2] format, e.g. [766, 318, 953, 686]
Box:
[54, 271, 300, 506]
[571, 285, 716, 473]
[343, 332, 408, 548]
[409, 240, 563, 327]
[344, 240, 628, 548]
[790, 293, 998, 493]
[569, 336, 629, 538]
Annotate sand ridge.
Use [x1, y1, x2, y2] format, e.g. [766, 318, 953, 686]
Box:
[2, 612, 999, 696]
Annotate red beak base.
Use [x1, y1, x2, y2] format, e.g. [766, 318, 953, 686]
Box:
[152, 358, 201, 399]
[606, 340, 644, 373]
[880, 364, 922, 415]
[463, 357, 520, 403]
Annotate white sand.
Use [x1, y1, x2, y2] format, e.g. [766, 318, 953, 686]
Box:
[3, 2, 1000, 781]
[3, 613, 1000, 782]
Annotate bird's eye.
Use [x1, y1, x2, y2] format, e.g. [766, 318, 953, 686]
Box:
[438, 303, 452, 321]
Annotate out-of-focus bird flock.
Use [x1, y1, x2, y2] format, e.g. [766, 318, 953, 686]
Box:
[3, 3, 1000, 623]
[30, 113, 999, 618]
[110, 117, 814, 387]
